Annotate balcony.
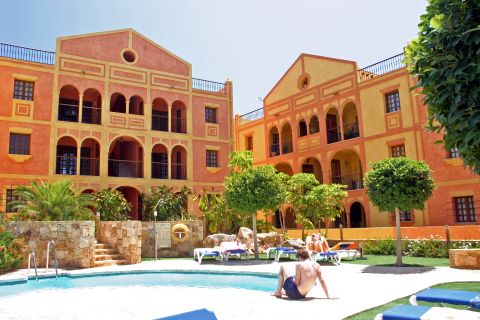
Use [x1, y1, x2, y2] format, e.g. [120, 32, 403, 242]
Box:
[152, 161, 168, 179]
[172, 163, 187, 180]
[270, 143, 280, 157]
[343, 122, 360, 140]
[171, 117, 187, 134]
[152, 114, 168, 132]
[108, 159, 143, 178]
[56, 156, 76, 175]
[0, 42, 55, 65]
[282, 142, 293, 155]
[331, 172, 364, 190]
[358, 53, 405, 83]
[80, 158, 100, 176]
[192, 78, 227, 94]
[82, 106, 101, 125]
[327, 127, 341, 144]
[58, 102, 79, 122]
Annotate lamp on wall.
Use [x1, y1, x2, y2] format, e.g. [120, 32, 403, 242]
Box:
[345, 160, 349, 167]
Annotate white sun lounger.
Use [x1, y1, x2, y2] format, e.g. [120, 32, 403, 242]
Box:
[193, 248, 223, 264]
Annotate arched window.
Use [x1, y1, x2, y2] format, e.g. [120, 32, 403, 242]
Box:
[129, 95, 144, 115]
[110, 93, 126, 113]
[58, 85, 79, 122]
[299, 120, 307, 137]
[309, 115, 319, 134]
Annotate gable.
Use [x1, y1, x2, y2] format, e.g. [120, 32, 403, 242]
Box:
[264, 54, 356, 105]
[58, 29, 190, 76]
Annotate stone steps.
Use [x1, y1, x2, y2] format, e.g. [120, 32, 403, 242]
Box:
[93, 242, 127, 267]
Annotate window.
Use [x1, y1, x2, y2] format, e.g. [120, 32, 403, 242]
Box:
[399, 210, 413, 222]
[299, 120, 307, 137]
[6, 188, 19, 213]
[9, 133, 30, 155]
[391, 144, 406, 158]
[246, 136, 253, 151]
[448, 146, 461, 158]
[385, 91, 400, 113]
[206, 150, 218, 167]
[14, 79, 34, 101]
[453, 196, 477, 223]
[205, 107, 217, 123]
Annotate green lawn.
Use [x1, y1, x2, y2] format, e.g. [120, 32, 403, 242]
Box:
[341, 255, 450, 267]
[345, 282, 480, 320]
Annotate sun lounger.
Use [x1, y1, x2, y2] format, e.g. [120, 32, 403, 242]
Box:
[410, 288, 480, 310]
[330, 242, 360, 260]
[219, 241, 249, 261]
[374, 304, 480, 320]
[310, 236, 340, 265]
[157, 308, 218, 320]
[265, 247, 297, 262]
[193, 248, 223, 264]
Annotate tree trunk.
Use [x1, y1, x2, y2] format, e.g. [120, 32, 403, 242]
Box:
[395, 208, 403, 267]
[252, 213, 260, 259]
[281, 208, 286, 236]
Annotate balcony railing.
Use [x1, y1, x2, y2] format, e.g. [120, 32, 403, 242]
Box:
[171, 163, 187, 180]
[80, 158, 100, 176]
[282, 141, 293, 155]
[108, 159, 143, 178]
[358, 53, 406, 83]
[331, 172, 364, 190]
[171, 117, 187, 134]
[343, 122, 360, 140]
[152, 161, 168, 179]
[56, 156, 77, 175]
[152, 114, 169, 131]
[192, 78, 227, 94]
[270, 143, 280, 157]
[327, 127, 341, 144]
[0, 43, 55, 65]
[239, 107, 264, 124]
[58, 102, 79, 122]
[81, 106, 101, 125]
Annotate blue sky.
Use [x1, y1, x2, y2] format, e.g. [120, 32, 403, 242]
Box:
[0, 0, 427, 115]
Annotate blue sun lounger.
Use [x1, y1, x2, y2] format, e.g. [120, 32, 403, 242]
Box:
[266, 247, 297, 262]
[374, 304, 480, 320]
[410, 288, 480, 309]
[157, 308, 217, 320]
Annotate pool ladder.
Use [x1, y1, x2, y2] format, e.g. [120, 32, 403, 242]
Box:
[46, 240, 59, 278]
[27, 250, 38, 281]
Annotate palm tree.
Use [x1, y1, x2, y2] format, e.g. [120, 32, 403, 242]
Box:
[12, 180, 93, 221]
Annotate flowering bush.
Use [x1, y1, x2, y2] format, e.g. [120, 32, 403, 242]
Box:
[362, 238, 397, 255]
[0, 223, 27, 274]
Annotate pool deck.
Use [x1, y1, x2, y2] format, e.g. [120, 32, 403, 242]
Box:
[1, 259, 479, 319]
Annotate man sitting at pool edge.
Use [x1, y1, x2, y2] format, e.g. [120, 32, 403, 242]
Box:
[272, 249, 330, 300]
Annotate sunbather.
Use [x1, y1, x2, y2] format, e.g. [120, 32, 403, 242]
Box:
[272, 249, 331, 300]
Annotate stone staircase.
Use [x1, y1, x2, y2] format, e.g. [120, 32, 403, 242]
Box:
[93, 242, 128, 267]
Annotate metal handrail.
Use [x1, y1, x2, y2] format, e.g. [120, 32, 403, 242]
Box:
[0, 43, 55, 65]
[358, 53, 406, 82]
[239, 107, 264, 122]
[27, 251, 38, 281]
[46, 240, 58, 278]
[192, 78, 227, 94]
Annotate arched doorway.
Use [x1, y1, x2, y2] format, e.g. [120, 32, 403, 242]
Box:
[110, 93, 126, 113]
[301, 157, 323, 183]
[280, 123, 293, 154]
[298, 119, 307, 137]
[275, 162, 293, 176]
[171, 145, 187, 180]
[82, 88, 102, 125]
[108, 137, 143, 178]
[284, 207, 296, 228]
[350, 202, 366, 228]
[152, 98, 168, 131]
[330, 149, 363, 190]
[117, 186, 141, 220]
[326, 108, 340, 143]
[129, 95, 144, 115]
[171, 100, 186, 133]
[309, 115, 319, 134]
[269, 126, 279, 157]
[152, 144, 168, 179]
[80, 138, 100, 176]
[343, 102, 359, 140]
[56, 136, 77, 175]
[58, 85, 79, 122]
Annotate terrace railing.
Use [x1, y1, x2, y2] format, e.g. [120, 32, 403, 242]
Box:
[0, 43, 55, 65]
[192, 78, 227, 94]
[358, 53, 405, 83]
[331, 172, 364, 190]
[238, 107, 264, 124]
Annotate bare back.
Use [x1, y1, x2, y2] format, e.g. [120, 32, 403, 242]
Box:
[294, 260, 321, 296]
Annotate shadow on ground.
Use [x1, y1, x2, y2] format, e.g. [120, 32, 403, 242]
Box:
[197, 259, 276, 266]
[361, 264, 436, 274]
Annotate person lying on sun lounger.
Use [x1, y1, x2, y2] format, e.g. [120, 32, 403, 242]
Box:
[272, 249, 331, 300]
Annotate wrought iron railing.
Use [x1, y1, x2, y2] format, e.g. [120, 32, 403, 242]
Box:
[282, 141, 293, 155]
[0, 43, 55, 65]
[171, 117, 187, 134]
[81, 106, 101, 125]
[108, 159, 143, 178]
[239, 107, 264, 123]
[192, 78, 227, 94]
[56, 156, 77, 175]
[171, 163, 187, 180]
[152, 161, 169, 179]
[80, 158, 100, 176]
[58, 102, 79, 122]
[152, 114, 169, 131]
[343, 122, 360, 140]
[327, 127, 341, 144]
[270, 143, 280, 157]
[358, 53, 405, 82]
[331, 172, 364, 190]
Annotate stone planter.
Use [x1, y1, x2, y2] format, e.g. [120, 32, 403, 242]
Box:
[449, 249, 480, 269]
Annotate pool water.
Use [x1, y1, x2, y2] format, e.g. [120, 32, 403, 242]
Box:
[0, 272, 277, 298]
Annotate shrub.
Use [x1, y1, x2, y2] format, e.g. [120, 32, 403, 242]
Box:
[93, 189, 131, 221]
[362, 238, 397, 255]
[0, 223, 27, 273]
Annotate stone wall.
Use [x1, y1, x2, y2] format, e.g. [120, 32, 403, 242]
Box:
[142, 220, 204, 258]
[8, 221, 95, 269]
[450, 249, 480, 269]
[99, 221, 142, 264]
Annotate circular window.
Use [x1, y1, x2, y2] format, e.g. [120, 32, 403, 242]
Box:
[298, 74, 310, 90]
[122, 49, 137, 64]
[171, 223, 190, 242]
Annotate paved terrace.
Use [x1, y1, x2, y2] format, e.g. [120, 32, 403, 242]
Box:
[1, 260, 479, 320]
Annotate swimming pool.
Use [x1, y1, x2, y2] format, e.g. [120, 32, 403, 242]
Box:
[0, 271, 277, 298]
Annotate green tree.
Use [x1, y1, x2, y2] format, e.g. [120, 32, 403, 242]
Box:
[13, 180, 93, 221]
[364, 158, 434, 266]
[93, 188, 131, 221]
[197, 192, 238, 234]
[224, 151, 286, 259]
[406, 0, 480, 172]
[306, 183, 348, 234]
[142, 186, 190, 221]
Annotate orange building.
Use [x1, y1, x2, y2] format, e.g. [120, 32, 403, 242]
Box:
[0, 29, 233, 219]
[235, 53, 480, 228]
